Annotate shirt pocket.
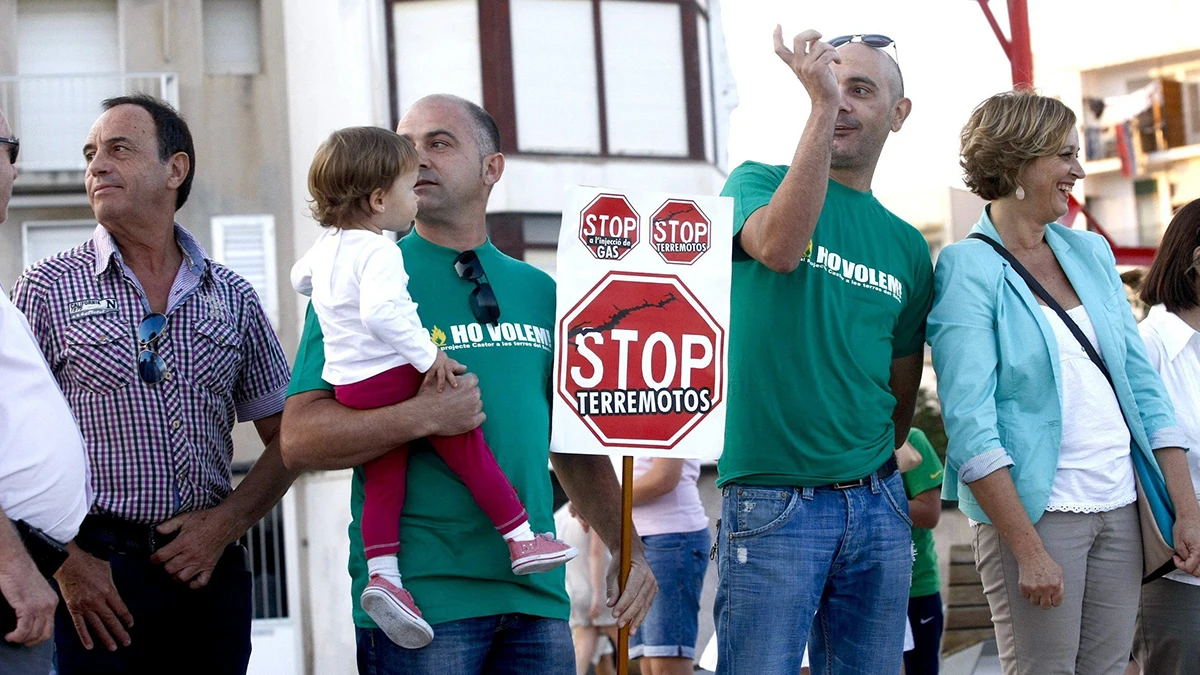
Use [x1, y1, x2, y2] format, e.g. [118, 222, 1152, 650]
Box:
[192, 319, 243, 396]
[64, 318, 135, 394]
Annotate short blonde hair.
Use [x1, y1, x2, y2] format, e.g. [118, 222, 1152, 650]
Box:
[960, 89, 1077, 201]
[308, 126, 418, 227]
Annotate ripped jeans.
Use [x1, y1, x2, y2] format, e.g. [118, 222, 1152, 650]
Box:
[713, 471, 913, 675]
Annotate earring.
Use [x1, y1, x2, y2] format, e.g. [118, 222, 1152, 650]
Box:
[1015, 185, 1026, 201]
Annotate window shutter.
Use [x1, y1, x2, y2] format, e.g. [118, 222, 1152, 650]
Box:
[211, 215, 278, 330]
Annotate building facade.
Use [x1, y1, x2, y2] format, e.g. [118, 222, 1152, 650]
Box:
[0, 1, 734, 672]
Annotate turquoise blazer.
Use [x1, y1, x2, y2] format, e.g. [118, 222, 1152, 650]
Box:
[928, 209, 1187, 527]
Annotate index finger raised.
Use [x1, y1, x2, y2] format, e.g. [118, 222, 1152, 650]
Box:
[772, 25, 793, 62]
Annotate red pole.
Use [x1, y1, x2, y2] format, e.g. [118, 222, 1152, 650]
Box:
[1007, 0, 1034, 87]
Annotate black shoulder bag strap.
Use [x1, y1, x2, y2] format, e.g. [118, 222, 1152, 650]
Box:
[967, 233, 1115, 386]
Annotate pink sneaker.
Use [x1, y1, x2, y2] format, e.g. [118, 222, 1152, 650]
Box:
[360, 576, 434, 649]
[509, 532, 578, 575]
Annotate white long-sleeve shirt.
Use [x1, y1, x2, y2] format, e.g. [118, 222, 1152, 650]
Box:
[291, 229, 437, 385]
[1140, 304, 1200, 587]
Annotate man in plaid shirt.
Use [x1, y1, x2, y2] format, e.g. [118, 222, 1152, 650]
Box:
[11, 94, 297, 674]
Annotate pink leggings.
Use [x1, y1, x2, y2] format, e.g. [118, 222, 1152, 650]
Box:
[334, 364, 528, 559]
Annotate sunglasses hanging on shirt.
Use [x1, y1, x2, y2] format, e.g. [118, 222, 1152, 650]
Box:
[137, 313, 168, 384]
[453, 250, 501, 325]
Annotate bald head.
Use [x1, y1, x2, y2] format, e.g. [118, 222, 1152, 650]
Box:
[838, 42, 904, 103]
[408, 94, 501, 157]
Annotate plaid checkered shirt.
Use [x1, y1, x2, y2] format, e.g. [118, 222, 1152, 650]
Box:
[10, 224, 290, 524]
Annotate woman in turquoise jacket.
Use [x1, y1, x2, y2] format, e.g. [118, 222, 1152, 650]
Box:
[928, 90, 1200, 675]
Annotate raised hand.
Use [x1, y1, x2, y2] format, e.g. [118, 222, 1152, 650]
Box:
[773, 26, 841, 108]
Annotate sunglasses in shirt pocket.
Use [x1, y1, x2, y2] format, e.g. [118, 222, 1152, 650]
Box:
[64, 317, 135, 394]
[191, 318, 243, 395]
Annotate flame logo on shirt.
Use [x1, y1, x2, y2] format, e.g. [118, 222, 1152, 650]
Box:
[803, 239, 814, 260]
[430, 326, 447, 347]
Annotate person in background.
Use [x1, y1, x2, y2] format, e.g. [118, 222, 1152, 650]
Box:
[901, 428, 944, 674]
[1134, 198, 1200, 674]
[628, 458, 709, 675]
[557, 503, 618, 675]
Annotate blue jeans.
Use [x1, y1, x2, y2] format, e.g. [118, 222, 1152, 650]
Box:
[714, 471, 913, 675]
[356, 614, 573, 675]
[631, 527, 711, 659]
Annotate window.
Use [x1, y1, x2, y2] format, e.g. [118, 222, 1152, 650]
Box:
[392, 0, 484, 115]
[521, 214, 561, 277]
[510, 0, 601, 153]
[203, 0, 262, 75]
[15, 0, 120, 171]
[1184, 70, 1200, 146]
[1135, 178, 1162, 245]
[388, 0, 709, 159]
[210, 215, 279, 329]
[23, 221, 96, 268]
[485, 212, 561, 276]
[599, 1, 688, 156]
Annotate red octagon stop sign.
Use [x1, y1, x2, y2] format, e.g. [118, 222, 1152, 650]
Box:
[579, 193, 640, 261]
[650, 199, 711, 265]
[557, 272, 724, 449]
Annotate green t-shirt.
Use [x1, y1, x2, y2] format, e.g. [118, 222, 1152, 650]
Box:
[717, 161, 935, 487]
[286, 230, 568, 627]
[903, 428, 944, 598]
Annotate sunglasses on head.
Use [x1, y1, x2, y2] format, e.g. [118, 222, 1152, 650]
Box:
[828, 34, 899, 63]
[0, 136, 18, 164]
[137, 313, 168, 384]
[454, 250, 501, 325]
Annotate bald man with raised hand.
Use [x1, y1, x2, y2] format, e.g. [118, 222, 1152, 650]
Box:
[0, 108, 93, 675]
[712, 29, 933, 675]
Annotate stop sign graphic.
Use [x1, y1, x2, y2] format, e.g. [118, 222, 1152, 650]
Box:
[579, 193, 640, 261]
[650, 199, 711, 265]
[557, 272, 724, 448]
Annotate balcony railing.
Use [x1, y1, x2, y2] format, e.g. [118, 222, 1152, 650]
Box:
[0, 72, 179, 172]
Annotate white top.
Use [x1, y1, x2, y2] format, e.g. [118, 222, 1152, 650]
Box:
[1140, 304, 1200, 586]
[291, 229, 438, 385]
[628, 457, 708, 536]
[0, 283, 92, 543]
[1041, 305, 1137, 513]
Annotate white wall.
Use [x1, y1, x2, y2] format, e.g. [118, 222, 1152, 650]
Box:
[281, 0, 389, 338]
[279, 3, 388, 671]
